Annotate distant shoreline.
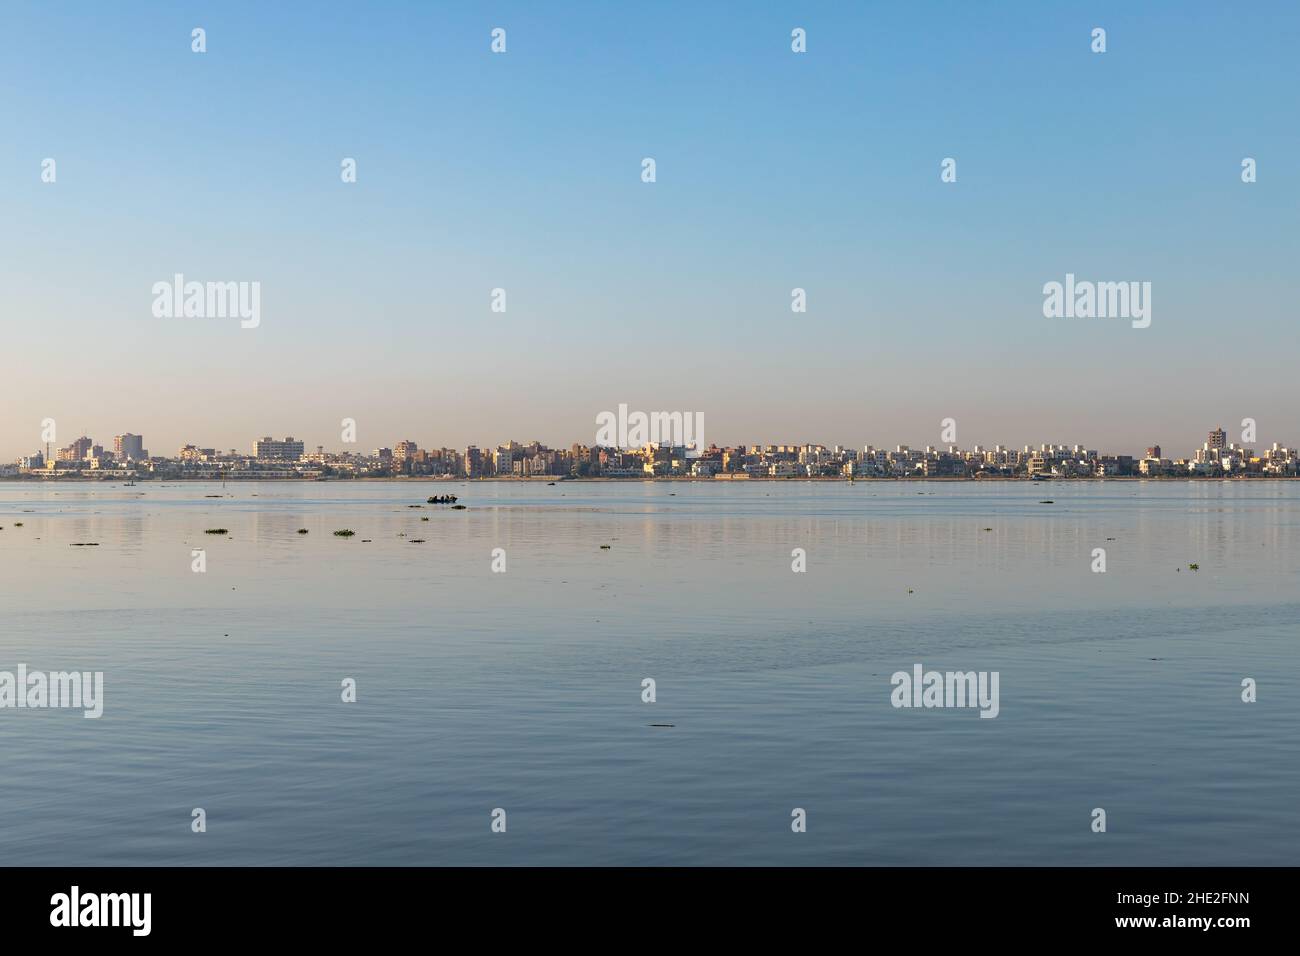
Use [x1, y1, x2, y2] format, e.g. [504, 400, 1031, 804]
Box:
[2, 475, 1297, 483]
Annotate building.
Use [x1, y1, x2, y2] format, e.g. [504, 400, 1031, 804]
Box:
[1026, 455, 1054, 477]
[463, 446, 483, 478]
[57, 436, 94, 462]
[392, 440, 419, 474]
[252, 436, 305, 460]
[114, 433, 146, 460]
[1207, 428, 1227, 451]
[493, 444, 518, 476]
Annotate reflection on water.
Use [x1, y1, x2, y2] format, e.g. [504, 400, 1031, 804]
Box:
[1, 480, 1298, 865]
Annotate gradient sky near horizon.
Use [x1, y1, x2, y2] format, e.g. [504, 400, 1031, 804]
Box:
[3, 1, 1298, 460]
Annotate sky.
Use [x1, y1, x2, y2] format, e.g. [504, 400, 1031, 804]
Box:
[2, 1, 1298, 459]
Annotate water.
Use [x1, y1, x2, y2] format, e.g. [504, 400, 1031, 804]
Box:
[1, 479, 1296, 865]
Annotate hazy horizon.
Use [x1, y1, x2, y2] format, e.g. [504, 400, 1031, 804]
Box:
[4, 0, 1298, 460]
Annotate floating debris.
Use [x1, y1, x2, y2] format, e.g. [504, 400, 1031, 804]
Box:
[982, 527, 993, 531]
[204, 528, 229, 535]
[297, 529, 309, 535]
[600, 544, 611, 550]
[70, 542, 100, 547]
[1188, 563, 1200, 571]
[409, 539, 426, 543]
[1038, 500, 1054, 504]
[649, 724, 675, 728]
[421, 517, 429, 521]
[426, 495, 459, 504]
[14, 523, 22, 527]
[333, 529, 356, 537]
[451, 504, 467, 510]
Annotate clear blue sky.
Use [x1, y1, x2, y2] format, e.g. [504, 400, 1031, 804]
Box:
[3, 1, 1297, 458]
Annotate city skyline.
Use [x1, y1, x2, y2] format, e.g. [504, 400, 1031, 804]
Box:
[11, 422, 1295, 480]
[8, 417, 1291, 458]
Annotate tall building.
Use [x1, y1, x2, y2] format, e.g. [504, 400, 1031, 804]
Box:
[1145, 445, 1161, 459]
[252, 436, 305, 460]
[57, 436, 94, 461]
[493, 445, 515, 476]
[115, 433, 145, 460]
[463, 446, 482, 478]
[1208, 428, 1227, 450]
[392, 440, 419, 473]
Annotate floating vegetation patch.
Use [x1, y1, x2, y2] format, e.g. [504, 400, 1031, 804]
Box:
[205, 528, 229, 535]
[333, 529, 356, 537]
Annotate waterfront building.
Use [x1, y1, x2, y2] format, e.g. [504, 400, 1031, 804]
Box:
[253, 436, 306, 460]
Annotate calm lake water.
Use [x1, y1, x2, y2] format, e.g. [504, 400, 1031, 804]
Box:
[1, 479, 1296, 865]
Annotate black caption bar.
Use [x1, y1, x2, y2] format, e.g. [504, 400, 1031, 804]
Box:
[0, 866, 1276, 942]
